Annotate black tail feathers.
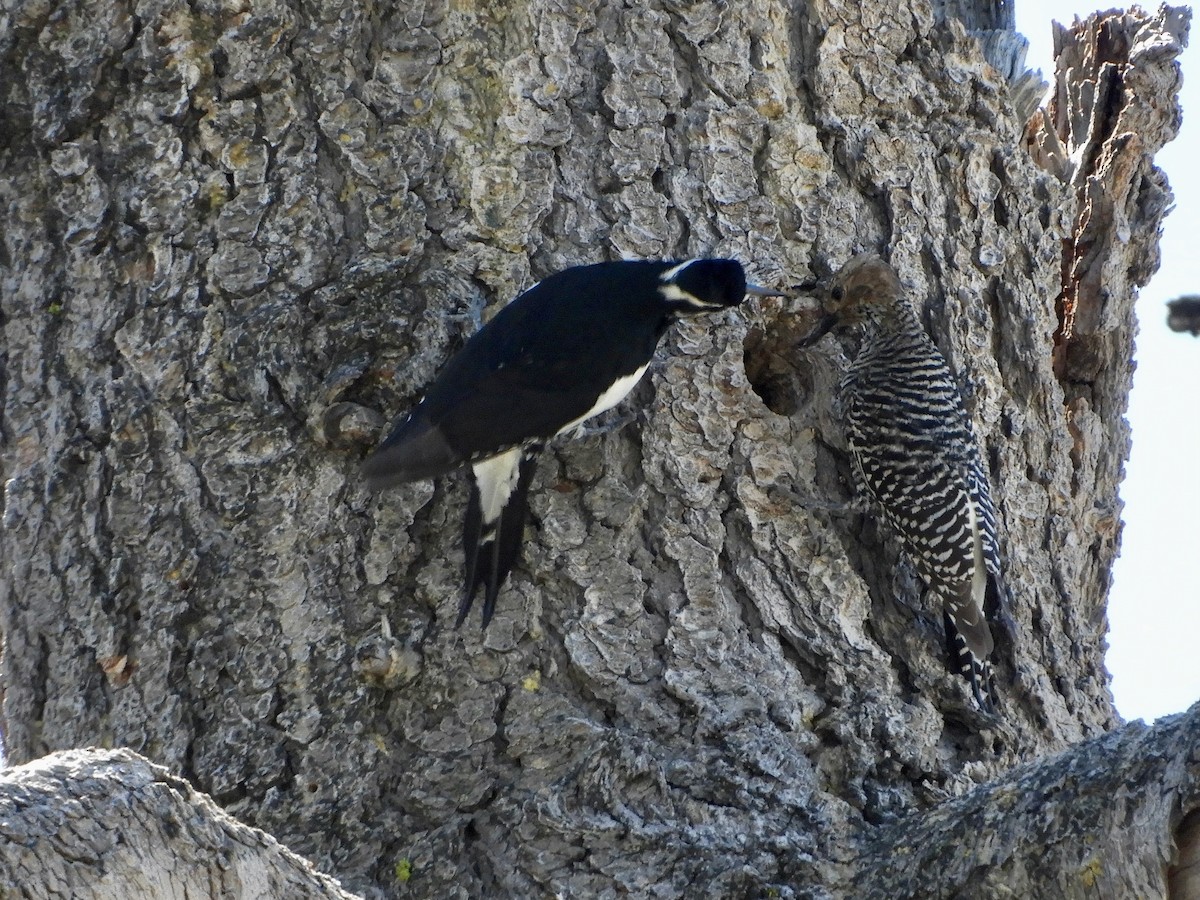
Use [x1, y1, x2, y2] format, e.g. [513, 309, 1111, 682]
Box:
[458, 448, 541, 628]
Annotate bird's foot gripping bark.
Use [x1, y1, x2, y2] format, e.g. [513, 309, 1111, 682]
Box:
[768, 480, 871, 516]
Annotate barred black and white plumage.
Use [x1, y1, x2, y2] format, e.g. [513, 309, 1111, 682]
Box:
[810, 254, 1003, 711]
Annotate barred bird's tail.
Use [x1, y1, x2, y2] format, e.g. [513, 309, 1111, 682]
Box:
[943, 609, 997, 714]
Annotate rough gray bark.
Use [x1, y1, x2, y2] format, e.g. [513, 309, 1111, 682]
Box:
[0, 1, 1188, 898]
[9, 702, 1200, 900]
[850, 701, 1200, 899]
[0, 748, 360, 899]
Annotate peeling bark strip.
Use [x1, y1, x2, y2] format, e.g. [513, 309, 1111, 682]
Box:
[0, 749, 359, 899]
[0, 1, 1187, 898]
[1025, 7, 1188, 386]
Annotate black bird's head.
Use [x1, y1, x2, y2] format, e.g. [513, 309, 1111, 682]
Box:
[796, 253, 906, 345]
[658, 258, 779, 316]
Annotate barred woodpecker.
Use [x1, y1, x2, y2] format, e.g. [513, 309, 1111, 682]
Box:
[803, 254, 1004, 711]
[363, 259, 781, 628]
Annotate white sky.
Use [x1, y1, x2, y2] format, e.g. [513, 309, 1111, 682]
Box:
[1015, 4, 1200, 722]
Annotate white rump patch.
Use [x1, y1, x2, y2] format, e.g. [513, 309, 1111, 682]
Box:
[472, 448, 523, 526]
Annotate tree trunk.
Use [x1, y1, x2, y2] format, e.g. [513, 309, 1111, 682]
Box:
[0, 1, 1188, 897]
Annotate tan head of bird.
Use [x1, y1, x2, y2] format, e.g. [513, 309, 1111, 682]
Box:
[823, 254, 906, 324]
[796, 253, 908, 346]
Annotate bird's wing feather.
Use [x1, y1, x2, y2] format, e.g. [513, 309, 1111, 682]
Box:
[360, 411, 462, 488]
[422, 303, 653, 456]
[435, 369, 619, 456]
[845, 379, 982, 590]
[365, 266, 661, 482]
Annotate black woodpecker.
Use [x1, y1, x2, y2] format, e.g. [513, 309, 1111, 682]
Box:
[802, 254, 1004, 712]
[363, 258, 780, 628]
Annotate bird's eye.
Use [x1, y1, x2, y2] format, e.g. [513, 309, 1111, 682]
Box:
[830, 286, 845, 301]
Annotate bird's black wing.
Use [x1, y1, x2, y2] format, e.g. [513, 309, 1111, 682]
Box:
[360, 409, 463, 489]
[357, 356, 599, 490]
[364, 278, 658, 489]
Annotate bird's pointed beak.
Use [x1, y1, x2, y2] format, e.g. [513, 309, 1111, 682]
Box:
[795, 312, 838, 348]
[744, 282, 790, 298]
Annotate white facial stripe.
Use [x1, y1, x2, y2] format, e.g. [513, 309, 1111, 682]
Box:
[556, 363, 650, 437]
[472, 448, 523, 526]
[660, 258, 700, 283]
[658, 283, 723, 309]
